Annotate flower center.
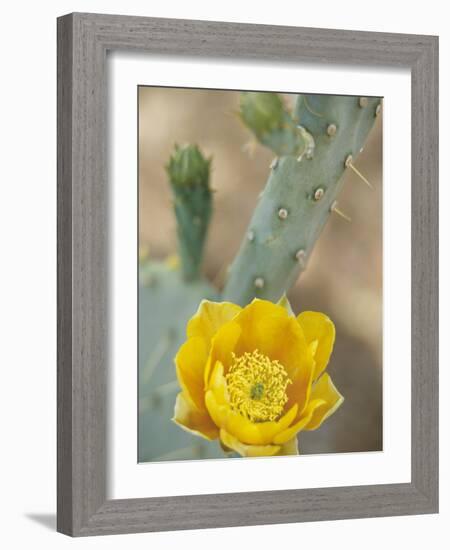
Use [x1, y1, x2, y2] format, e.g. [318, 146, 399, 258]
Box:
[225, 350, 291, 423]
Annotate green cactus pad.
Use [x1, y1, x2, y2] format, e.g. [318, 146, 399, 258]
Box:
[224, 93, 381, 305]
[139, 260, 224, 461]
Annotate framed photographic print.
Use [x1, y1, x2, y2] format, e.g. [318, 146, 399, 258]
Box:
[57, 13, 438, 536]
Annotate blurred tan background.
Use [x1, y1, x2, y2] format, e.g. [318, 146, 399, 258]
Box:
[139, 87, 383, 454]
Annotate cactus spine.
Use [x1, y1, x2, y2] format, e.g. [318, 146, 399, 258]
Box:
[223, 93, 381, 306]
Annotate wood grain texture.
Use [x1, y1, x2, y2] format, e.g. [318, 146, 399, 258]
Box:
[57, 13, 74, 535]
[57, 12, 439, 536]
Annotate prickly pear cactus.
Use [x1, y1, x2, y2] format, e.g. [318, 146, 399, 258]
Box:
[139, 92, 381, 461]
[223, 93, 381, 305]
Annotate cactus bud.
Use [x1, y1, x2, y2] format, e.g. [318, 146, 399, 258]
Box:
[166, 144, 211, 189]
[239, 92, 285, 137]
[166, 144, 213, 281]
[239, 92, 304, 157]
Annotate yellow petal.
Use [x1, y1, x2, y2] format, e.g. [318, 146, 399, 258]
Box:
[219, 429, 281, 457]
[273, 398, 326, 444]
[187, 300, 242, 344]
[304, 373, 344, 430]
[283, 320, 316, 417]
[172, 392, 219, 441]
[297, 311, 335, 380]
[225, 404, 299, 446]
[207, 361, 229, 404]
[205, 389, 228, 429]
[233, 300, 313, 383]
[175, 336, 208, 410]
[233, 299, 289, 356]
[277, 437, 299, 456]
[285, 345, 316, 417]
[204, 321, 242, 385]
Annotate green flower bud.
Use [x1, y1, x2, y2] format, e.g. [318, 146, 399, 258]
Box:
[239, 92, 286, 139]
[239, 92, 304, 157]
[166, 144, 211, 188]
[165, 144, 213, 281]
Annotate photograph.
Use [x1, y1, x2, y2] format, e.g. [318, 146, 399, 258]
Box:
[138, 88, 383, 462]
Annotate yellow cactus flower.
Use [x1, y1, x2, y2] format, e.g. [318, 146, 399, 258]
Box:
[172, 298, 343, 457]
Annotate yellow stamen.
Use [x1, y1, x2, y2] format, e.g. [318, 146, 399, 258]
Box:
[225, 350, 291, 422]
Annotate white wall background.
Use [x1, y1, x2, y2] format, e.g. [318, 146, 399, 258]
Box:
[0, 1, 447, 548]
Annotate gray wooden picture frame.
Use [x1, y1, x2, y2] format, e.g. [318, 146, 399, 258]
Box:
[57, 12, 438, 537]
